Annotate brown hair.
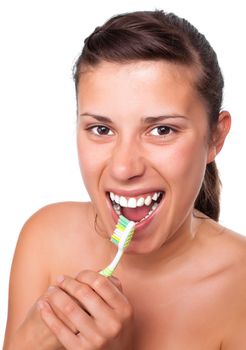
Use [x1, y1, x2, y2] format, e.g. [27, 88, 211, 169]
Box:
[73, 10, 224, 221]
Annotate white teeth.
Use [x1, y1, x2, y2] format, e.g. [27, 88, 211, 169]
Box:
[152, 202, 158, 210]
[119, 196, 128, 207]
[137, 197, 145, 207]
[128, 198, 137, 208]
[109, 191, 163, 209]
[144, 195, 152, 206]
[111, 192, 162, 222]
[139, 201, 159, 222]
[113, 203, 121, 215]
[114, 194, 120, 204]
[152, 193, 158, 201]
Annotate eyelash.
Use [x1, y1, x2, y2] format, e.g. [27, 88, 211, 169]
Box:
[86, 125, 114, 136]
[85, 124, 177, 137]
[148, 125, 176, 136]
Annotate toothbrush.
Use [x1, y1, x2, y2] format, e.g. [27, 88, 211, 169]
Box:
[99, 215, 135, 277]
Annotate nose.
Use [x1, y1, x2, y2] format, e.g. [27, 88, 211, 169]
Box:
[109, 137, 146, 182]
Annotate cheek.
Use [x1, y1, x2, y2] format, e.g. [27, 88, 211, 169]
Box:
[76, 136, 111, 191]
[150, 136, 208, 188]
[77, 139, 97, 189]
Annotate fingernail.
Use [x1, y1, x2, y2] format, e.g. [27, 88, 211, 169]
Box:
[37, 300, 48, 310]
[47, 285, 55, 293]
[109, 276, 122, 289]
[56, 275, 65, 284]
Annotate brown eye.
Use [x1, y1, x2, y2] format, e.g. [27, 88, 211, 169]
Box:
[149, 126, 173, 136]
[90, 125, 113, 136]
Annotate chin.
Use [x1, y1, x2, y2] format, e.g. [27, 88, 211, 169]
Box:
[124, 231, 165, 255]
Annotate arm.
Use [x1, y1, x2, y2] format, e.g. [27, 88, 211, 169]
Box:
[4, 204, 134, 350]
[3, 209, 64, 350]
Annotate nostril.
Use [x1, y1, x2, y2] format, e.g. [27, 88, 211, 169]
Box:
[109, 144, 146, 181]
[109, 157, 146, 182]
[128, 174, 143, 181]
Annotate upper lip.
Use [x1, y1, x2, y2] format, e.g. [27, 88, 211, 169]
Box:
[106, 188, 164, 197]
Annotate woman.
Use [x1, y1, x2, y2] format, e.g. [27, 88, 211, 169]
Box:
[4, 10, 246, 350]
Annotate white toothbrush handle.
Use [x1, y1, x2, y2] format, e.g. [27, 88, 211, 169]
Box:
[99, 220, 135, 277]
[99, 248, 124, 277]
[107, 248, 124, 271]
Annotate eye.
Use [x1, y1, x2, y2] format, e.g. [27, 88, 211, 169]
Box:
[88, 125, 114, 136]
[149, 126, 174, 136]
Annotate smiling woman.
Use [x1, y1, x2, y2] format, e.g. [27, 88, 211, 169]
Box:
[3, 10, 246, 350]
[76, 60, 217, 256]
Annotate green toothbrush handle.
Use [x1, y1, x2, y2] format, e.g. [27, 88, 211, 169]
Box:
[99, 249, 123, 277]
[99, 266, 114, 277]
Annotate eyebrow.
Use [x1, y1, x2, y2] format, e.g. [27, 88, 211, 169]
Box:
[79, 113, 113, 123]
[79, 113, 188, 124]
[142, 115, 188, 124]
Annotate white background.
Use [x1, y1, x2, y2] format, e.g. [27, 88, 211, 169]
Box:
[0, 0, 245, 345]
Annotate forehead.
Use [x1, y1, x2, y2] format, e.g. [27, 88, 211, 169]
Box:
[77, 60, 204, 118]
[78, 60, 197, 89]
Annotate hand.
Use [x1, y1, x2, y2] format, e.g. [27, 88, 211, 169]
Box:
[38, 270, 134, 350]
[9, 293, 66, 350]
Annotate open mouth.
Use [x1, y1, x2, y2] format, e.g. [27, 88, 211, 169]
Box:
[108, 191, 164, 224]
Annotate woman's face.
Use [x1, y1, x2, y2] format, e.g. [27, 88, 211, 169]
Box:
[76, 60, 214, 254]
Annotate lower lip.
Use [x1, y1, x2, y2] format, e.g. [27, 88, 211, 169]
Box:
[107, 195, 164, 239]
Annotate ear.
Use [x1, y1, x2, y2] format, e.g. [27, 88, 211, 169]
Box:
[207, 110, 231, 163]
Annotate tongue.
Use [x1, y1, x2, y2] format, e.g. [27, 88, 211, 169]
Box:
[121, 204, 152, 222]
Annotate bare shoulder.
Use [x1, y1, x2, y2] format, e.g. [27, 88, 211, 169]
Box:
[199, 218, 246, 349]
[19, 201, 98, 277]
[22, 201, 92, 236]
[11, 201, 93, 284]
[206, 218, 246, 267]
[10, 200, 95, 299]
[196, 212, 246, 263]
[220, 228, 246, 348]
[4, 202, 92, 344]
[220, 225, 246, 280]
[20, 201, 94, 247]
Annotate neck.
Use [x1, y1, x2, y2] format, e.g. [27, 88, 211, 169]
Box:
[118, 212, 203, 276]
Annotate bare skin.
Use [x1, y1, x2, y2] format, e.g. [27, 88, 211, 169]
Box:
[4, 61, 246, 349]
[3, 202, 246, 349]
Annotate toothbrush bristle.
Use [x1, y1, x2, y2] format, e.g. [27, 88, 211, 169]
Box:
[100, 215, 135, 277]
[110, 215, 135, 248]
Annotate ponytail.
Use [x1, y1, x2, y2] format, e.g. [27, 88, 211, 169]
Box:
[194, 161, 221, 221]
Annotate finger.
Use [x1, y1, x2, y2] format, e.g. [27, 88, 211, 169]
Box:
[44, 286, 99, 339]
[43, 286, 78, 334]
[57, 276, 115, 321]
[38, 300, 82, 350]
[57, 276, 132, 341]
[75, 270, 129, 311]
[108, 276, 123, 291]
[95, 270, 123, 291]
[40, 296, 112, 348]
